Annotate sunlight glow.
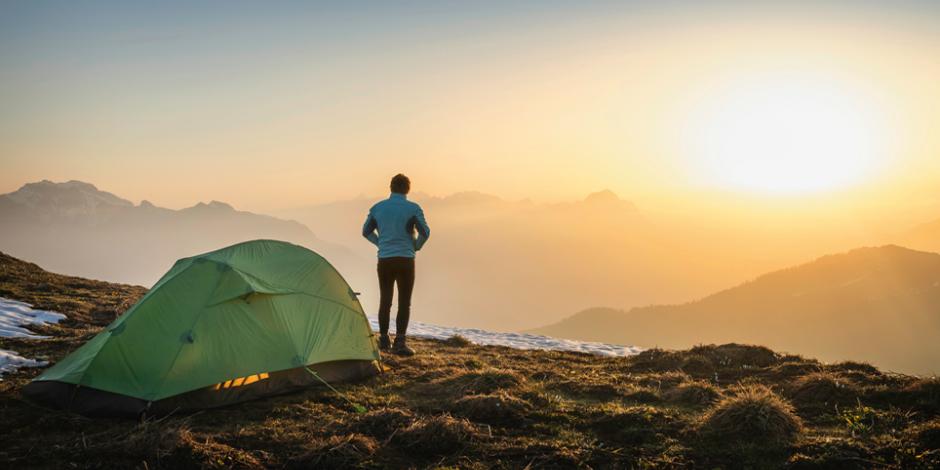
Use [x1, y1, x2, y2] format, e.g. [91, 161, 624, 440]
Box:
[682, 74, 892, 195]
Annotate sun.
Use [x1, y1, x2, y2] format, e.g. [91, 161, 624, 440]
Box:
[681, 73, 891, 195]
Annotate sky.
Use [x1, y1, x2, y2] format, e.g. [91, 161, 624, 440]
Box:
[2, 1, 940, 216]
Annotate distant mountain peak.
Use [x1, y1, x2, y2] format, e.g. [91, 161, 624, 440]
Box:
[584, 189, 621, 203]
[583, 189, 637, 211]
[15, 179, 105, 195]
[207, 200, 234, 210]
[2, 179, 133, 217]
[189, 200, 235, 212]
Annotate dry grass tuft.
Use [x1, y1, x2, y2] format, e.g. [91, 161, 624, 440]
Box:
[110, 419, 262, 469]
[636, 371, 690, 389]
[445, 368, 525, 395]
[591, 405, 685, 445]
[443, 334, 473, 347]
[666, 381, 723, 407]
[680, 354, 716, 375]
[827, 361, 880, 375]
[903, 377, 940, 412]
[168, 429, 263, 469]
[691, 343, 780, 369]
[765, 361, 823, 379]
[623, 387, 662, 404]
[349, 407, 415, 439]
[393, 414, 482, 456]
[786, 437, 872, 468]
[453, 391, 531, 423]
[788, 372, 857, 408]
[699, 384, 803, 447]
[628, 348, 683, 372]
[912, 418, 940, 451]
[288, 433, 378, 469]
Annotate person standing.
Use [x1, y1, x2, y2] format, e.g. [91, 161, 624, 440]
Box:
[362, 174, 430, 356]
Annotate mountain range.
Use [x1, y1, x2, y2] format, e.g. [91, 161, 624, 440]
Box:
[528, 245, 940, 374]
[0, 180, 359, 287]
[3, 179, 940, 346]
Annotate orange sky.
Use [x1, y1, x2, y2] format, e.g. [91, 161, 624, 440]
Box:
[2, 1, 939, 219]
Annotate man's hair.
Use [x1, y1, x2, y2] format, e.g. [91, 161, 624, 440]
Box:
[390, 173, 411, 195]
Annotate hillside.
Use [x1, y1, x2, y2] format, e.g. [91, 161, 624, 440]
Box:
[529, 245, 940, 375]
[0, 180, 360, 287]
[2, 252, 939, 468]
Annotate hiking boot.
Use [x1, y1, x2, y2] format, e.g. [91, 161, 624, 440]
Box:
[379, 334, 392, 351]
[392, 336, 415, 356]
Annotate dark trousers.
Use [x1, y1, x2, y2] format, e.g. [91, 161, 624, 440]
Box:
[377, 257, 415, 337]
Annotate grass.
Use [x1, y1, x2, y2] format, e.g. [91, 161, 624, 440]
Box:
[699, 384, 803, 445]
[664, 381, 723, 407]
[2, 250, 940, 468]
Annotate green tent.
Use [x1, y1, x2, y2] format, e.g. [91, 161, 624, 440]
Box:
[24, 239, 380, 417]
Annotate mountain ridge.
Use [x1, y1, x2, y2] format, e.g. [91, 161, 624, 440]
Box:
[528, 245, 940, 374]
[0, 180, 360, 287]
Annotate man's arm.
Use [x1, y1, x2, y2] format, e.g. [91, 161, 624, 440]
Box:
[362, 211, 379, 247]
[413, 206, 430, 251]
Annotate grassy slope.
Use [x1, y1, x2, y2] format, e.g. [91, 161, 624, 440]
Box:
[1, 252, 938, 469]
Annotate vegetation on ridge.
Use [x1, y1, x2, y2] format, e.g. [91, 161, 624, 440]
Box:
[1, 251, 939, 468]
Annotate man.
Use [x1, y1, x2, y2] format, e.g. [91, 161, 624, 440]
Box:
[362, 173, 430, 356]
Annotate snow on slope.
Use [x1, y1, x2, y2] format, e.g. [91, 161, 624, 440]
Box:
[1, 297, 67, 379]
[1, 297, 67, 339]
[368, 316, 642, 357]
[0, 350, 48, 379]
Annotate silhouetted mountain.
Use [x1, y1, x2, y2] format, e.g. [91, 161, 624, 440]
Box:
[528, 245, 940, 374]
[0, 180, 360, 287]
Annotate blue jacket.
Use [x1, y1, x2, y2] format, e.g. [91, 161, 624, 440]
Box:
[362, 193, 430, 258]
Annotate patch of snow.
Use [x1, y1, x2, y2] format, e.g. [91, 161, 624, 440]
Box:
[0, 297, 67, 339]
[368, 316, 642, 357]
[0, 349, 47, 380]
[0, 297, 66, 379]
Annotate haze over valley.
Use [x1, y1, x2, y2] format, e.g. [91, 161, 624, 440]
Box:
[4, 178, 940, 374]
